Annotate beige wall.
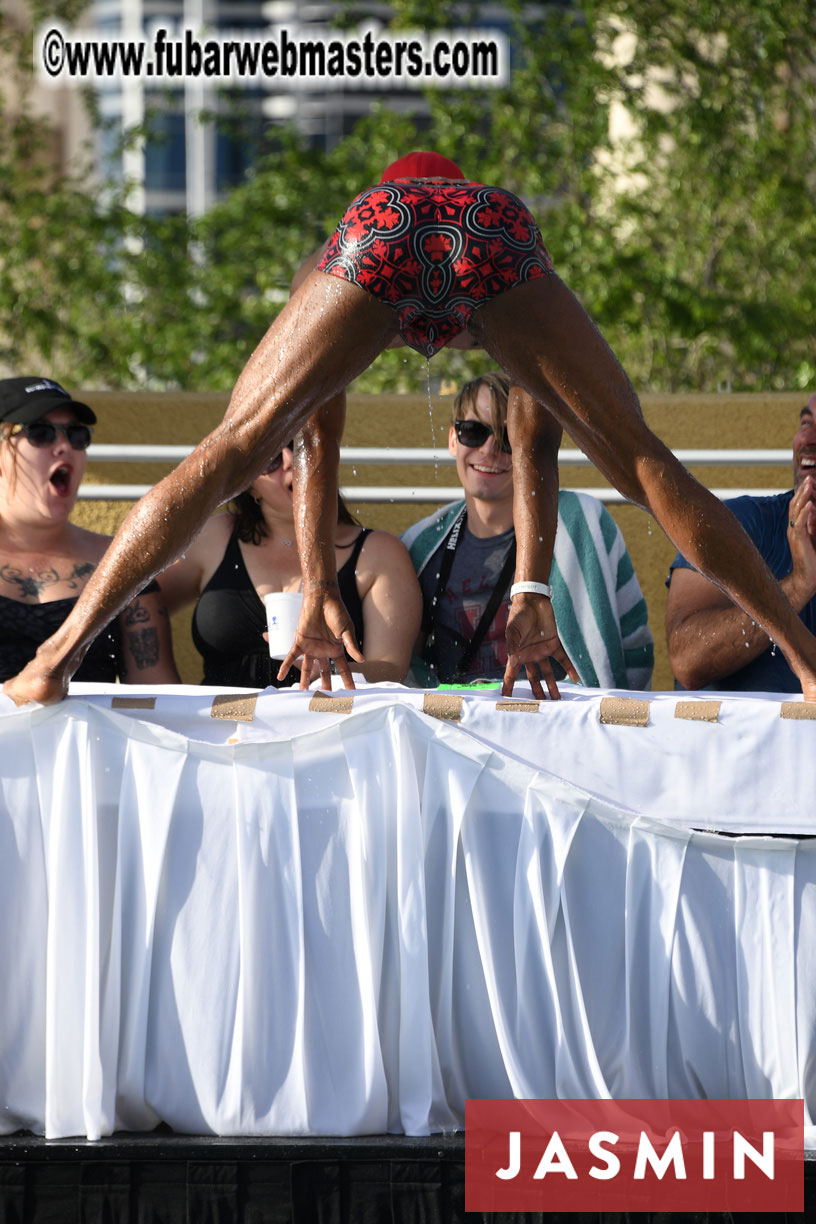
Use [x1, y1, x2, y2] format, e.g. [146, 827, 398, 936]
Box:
[71, 391, 805, 689]
[5, 0, 94, 176]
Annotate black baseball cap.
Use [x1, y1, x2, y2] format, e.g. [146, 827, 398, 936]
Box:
[0, 376, 97, 426]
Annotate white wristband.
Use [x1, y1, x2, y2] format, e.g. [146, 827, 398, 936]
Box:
[510, 581, 553, 600]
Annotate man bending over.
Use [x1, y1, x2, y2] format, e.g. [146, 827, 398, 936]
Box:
[6, 153, 816, 705]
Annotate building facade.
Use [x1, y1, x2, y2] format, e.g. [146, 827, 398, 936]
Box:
[90, 0, 431, 215]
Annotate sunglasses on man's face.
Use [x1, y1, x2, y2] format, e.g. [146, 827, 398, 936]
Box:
[10, 421, 94, 451]
[453, 419, 512, 454]
[261, 441, 295, 475]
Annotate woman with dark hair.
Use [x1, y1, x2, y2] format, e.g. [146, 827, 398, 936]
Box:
[158, 441, 421, 687]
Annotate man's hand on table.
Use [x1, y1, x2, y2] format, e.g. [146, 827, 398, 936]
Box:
[278, 587, 363, 691]
[502, 592, 579, 700]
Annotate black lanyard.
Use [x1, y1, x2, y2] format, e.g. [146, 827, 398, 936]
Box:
[425, 508, 517, 681]
[423, 506, 467, 636]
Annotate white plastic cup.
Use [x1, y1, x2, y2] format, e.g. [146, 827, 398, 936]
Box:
[263, 591, 303, 659]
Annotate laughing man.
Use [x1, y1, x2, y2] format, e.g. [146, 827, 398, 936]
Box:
[667, 392, 816, 691]
[402, 372, 654, 690]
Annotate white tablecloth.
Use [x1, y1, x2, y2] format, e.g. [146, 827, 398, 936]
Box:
[1, 681, 814, 1141]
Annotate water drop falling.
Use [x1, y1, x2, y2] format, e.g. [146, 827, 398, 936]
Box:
[425, 357, 438, 476]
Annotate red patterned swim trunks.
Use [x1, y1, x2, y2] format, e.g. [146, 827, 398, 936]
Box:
[316, 181, 554, 357]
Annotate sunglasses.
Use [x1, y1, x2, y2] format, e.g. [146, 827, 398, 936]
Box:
[261, 441, 295, 475]
[453, 419, 511, 453]
[10, 421, 94, 451]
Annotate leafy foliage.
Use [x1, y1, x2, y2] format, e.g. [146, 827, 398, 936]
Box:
[1, 0, 815, 393]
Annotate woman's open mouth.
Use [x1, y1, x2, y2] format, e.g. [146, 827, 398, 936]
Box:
[49, 465, 72, 496]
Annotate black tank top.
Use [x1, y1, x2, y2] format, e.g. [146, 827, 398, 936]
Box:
[192, 527, 371, 688]
[0, 593, 123, 684]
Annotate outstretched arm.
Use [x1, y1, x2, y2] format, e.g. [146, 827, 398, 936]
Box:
[279, 394, 365, 690]
[276, 254, 364, 690]
[502, 384, 580, 699]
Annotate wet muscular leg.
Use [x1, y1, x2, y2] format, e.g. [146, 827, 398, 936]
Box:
[470, 274, 816, 694]
[89, 272, 399, 604]
[3, 274, 399, 704]
[221, 271, 399, 478]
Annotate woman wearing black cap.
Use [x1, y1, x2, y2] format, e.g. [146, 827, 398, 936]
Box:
[0, 376, 179, 685]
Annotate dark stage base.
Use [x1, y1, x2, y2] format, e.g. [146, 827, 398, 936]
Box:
[1, 1130, 813, 1223]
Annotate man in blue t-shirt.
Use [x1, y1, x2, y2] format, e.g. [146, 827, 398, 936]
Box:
[666, 393, 816, 692]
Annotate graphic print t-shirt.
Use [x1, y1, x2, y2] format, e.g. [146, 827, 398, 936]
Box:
[419, 525, 514, 682]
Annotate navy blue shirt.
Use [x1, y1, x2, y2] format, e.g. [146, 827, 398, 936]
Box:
[669, 490, 816, 692]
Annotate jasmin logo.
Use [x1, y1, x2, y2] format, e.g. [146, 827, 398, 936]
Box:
[465, 1099, 803, 1212]
[498, 1125, 773, 1180]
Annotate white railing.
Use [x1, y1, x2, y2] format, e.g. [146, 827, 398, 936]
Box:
[80, 444, 792, 504]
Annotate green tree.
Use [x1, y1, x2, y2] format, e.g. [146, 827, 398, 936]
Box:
[384, 0, 816, 392]
[0, 1, 135, 382]
[586, 0, 816, 391]
[2, 0, 815, 394]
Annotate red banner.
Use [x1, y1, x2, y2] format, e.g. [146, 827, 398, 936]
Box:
[465, 1099, 803, 1213]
